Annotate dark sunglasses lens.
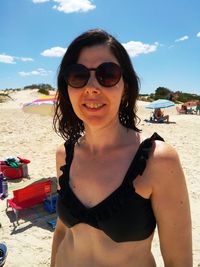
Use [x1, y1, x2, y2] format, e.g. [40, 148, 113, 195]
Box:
[96, 62, 121, 87]
[65, 64, 89, 88]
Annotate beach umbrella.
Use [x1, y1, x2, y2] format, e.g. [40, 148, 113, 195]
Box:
[184, 101, 197, 107]
[23, 95, 56, 116]
[145, 99, 175, 109]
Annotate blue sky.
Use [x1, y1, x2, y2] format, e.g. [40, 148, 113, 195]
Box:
[0, 0, 200, 95]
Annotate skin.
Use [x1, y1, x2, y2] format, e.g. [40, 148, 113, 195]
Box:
[51, 45, 192, 267]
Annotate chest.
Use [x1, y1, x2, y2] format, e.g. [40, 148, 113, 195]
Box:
[69, 149, 135, 208]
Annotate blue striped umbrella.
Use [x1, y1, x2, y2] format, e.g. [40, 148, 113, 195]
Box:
[145, 99, 175, 109]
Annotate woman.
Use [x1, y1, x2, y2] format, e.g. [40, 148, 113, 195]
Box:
[51, 29, 192, 267]
[153, 108, 169, 123]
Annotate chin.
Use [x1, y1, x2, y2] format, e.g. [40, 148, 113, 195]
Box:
[84, 117, 107, 127]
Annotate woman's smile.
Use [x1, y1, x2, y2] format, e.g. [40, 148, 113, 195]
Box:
[83, 102, 106, 111]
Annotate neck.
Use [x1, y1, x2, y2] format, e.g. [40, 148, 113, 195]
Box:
[81, 120, 138, 155]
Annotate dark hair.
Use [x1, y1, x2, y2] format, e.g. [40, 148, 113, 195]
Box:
[53, 29, 141, 142]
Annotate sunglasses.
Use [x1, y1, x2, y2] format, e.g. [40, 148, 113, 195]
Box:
[63, 62, 122, 88]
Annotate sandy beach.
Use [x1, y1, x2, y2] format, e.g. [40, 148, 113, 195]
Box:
[0, 89, 199, 267]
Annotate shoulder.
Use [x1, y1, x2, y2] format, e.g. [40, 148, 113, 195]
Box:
[56, 143, 66, 160]
[56, 143, 66, 178]
[140, 133, 183, 183]
[147, 138, 184, 190]
[151, 139, 180, 166]
[140, 132, 178, 163]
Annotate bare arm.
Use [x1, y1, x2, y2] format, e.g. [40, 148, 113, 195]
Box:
[150, 142, 192, 267]
[51, 144, 68, 267]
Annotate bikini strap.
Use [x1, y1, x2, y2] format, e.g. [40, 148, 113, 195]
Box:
[65, 141, 75, 165]
[135, 132, 164, 176]
[123, 132, 164, 185]
[59, 141, 75, 174]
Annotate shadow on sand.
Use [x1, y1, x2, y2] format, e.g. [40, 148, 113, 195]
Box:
[5, 177, 58, 234]
[144, 119, 176, 124]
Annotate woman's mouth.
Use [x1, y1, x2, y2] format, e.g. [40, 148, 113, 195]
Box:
[83, 103, 105, 109]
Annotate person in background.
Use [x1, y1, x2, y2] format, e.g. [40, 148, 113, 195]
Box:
[196, 100, 200, 115]
[153, 108, 169, 123]
[186, 103, 194, 114]
[181, 104, 187, 114]
[51, 29, 192, 267]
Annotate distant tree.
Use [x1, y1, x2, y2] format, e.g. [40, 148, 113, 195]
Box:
[38, 88, 50, 95]
[175, 92, 199, 102]
[138, 88, 200, 103]
[24, 83, 55, 90]
[155, 87, 172, 100]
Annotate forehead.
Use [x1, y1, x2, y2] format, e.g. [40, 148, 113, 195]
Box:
[77, 44, 118, 65]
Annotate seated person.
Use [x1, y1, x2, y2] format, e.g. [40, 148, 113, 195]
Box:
[186, 104, 194, 114]
[186, 108, 193, 114]
[153, 108, 169, 123]
[181, 105, 187, 114]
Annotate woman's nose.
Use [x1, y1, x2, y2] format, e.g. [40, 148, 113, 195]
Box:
[84, 73, 101, 95]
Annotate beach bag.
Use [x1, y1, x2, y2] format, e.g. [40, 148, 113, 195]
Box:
[0, 163, 28, 180]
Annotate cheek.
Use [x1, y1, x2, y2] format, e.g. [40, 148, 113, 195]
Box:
[67, 89, 81, 114]
[68, 88, 79, 104]
[113, 82, 125, 103]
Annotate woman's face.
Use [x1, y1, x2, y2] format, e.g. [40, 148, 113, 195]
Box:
[67, 44, 125, 129]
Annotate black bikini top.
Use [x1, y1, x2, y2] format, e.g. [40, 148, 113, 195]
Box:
[57, 132, 164, 242]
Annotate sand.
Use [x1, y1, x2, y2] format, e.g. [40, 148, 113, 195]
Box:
[0, 89, 199, 267]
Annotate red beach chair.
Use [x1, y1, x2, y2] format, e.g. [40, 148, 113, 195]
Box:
[6, 180, 52, 225]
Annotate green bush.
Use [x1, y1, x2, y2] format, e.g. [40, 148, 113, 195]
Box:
[155, 87, 171, 100]
[38, 88, 50, 95]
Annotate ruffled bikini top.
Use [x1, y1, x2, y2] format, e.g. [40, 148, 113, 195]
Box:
[57, 132, 164, 242]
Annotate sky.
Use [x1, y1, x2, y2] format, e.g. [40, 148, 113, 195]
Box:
[0, 0, 200, 95]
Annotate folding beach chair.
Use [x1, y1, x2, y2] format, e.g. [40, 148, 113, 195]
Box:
[6, 180, 52, 225]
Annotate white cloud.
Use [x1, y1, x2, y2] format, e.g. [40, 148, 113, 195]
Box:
[19, 68, 52, 77]
[32, 0, 50, 3]
[0, 54, 34, 64]
[175, 35, 189, 42]
[41, 46, 66, 57]
[196, 32, 200, 38]
[33, 0, 96, 13]
[122, 41, 159, 57]
[19, 57, 34, 62]
[53, 0, 96, 13]
[0, 54, 16, 64]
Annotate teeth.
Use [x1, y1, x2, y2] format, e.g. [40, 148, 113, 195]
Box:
[85, 103, 103, 108]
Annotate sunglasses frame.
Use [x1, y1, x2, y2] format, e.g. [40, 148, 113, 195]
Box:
[64, 62, 122, 88]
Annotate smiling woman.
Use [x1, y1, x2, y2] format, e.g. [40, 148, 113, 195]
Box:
[51, 29, 192, 267]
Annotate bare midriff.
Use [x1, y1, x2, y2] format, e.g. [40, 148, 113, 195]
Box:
[55, 224, 156, 267]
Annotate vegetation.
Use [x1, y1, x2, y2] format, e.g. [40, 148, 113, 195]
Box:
[1, 83, 199, 102]
[37, 88, 50, 95]
[139, 86, 200, 103]
[23, 83, 56, 95]
[0, 92, 12, 103]
[0, 83, 56, 103]
[24, 83, 55, 91]
[174, 92, 200, 102]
